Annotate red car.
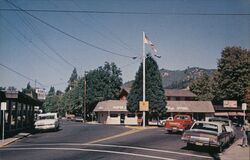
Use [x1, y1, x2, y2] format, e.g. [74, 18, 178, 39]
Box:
[165, 114, 193, 133]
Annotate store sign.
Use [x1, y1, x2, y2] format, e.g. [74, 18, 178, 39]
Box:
[242, 103, 247, 111]
[223, 100, 237, 108]
[139, 101, 149, 111]
[1, 102, 7, 110]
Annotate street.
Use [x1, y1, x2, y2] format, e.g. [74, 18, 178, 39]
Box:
[0, 120, 241, 160]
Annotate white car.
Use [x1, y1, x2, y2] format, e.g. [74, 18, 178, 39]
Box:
[206, 117, 236, 142]
[35, 113, 59, 131]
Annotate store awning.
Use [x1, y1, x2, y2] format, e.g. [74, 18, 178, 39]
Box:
[166, 101, 214, 113]
[214, 112, 228, 116]
[214, 112, 245, 117]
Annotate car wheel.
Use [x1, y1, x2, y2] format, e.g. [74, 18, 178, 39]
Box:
[187, 143, 194, 148]
[217, 145, 223, 153]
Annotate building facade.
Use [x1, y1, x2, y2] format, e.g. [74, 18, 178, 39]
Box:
[94, 100, 138, 125]
[0, 90, 42, 138]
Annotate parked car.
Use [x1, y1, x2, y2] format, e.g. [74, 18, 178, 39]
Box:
[206, 117, 236, 142]
[158, 119, 166, 127]
[35, 113, 59, 131]
[181, 121, 231, 152]
[165, 114, 193, 133]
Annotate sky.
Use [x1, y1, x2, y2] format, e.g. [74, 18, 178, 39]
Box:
[0, 0, 249, 92]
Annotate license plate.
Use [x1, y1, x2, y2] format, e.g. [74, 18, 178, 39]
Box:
[195, 142, 203, 146]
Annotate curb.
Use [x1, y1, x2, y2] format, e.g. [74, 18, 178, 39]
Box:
[125, 125, 158, 130]
[0, 133, 31, 148]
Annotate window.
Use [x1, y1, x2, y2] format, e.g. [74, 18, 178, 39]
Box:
[192, 123, 218, 132]
[127, 114, 135, 118]
[110, 114, 118, 118]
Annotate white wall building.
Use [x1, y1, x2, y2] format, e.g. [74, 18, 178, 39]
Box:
[94, 100, 139, 125]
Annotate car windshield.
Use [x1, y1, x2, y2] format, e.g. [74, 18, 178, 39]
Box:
[208, 119, 229, 126]
[192, 123, 218, 132]
[38, 115, 55, 120]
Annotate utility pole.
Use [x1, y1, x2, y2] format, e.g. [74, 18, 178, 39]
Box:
[83, 77, 87, 124]
[142, 31, 146, 128]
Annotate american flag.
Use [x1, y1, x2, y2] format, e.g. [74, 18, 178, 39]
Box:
[144, 34, 161, 58]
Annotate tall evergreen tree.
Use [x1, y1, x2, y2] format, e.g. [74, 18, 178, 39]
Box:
[43, 86, 57, 112]
[127, 54, 166, 121]
[65, 68, 78, 92]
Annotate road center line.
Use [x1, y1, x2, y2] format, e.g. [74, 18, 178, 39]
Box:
[86, 129, 142, 144]
[2, 147, 176, 160]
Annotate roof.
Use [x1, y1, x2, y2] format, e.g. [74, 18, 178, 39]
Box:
[167, 101, 214, 113]
[94, 100, 128, 112]
[165, 89, 197, 97]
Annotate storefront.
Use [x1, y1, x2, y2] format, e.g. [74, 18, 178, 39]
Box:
[0, 90, 42, 138]
[94, 100, 138, 125]
[166, 101, 215, 120]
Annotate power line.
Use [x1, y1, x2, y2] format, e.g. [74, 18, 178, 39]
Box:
[0, 15, 69, 70]
[0, 63, 45, 87]
[71, 1, 139, 56]
[5, 0, 137, 59]
[0, 19, 65, 76]
[0, 8, 249, 16]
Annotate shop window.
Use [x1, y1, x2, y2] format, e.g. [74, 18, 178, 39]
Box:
[110, 114, 118, 118]
[127, 113, 135, 118]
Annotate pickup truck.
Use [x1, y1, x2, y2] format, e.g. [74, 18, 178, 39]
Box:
[165, 114, 193, 133]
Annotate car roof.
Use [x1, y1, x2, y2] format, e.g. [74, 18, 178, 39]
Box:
[38, 113, 57, 116]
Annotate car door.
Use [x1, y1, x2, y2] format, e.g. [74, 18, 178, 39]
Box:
[220, 125, 230, 145]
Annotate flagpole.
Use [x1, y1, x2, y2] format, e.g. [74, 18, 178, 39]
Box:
[142, 31, 146, 128]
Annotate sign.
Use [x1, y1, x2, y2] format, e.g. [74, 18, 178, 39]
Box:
[1, 102, 7, 110]
[223, 100, 237, 108]
[139, 101, 149, 111]
[242, 103, 247, 111]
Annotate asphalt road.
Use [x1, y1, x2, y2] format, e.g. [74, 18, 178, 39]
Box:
[0, 120, 242, 160]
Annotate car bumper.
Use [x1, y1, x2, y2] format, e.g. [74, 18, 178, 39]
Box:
[182, 139, 220, 147]
[165, 128, 184, 132]
[35, 124, 56, 130]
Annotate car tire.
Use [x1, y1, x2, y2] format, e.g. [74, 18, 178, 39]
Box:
[187, 143, 194, 148]
[217, 145, 223, 153]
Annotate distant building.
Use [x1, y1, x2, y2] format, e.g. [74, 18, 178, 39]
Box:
[94, 100, 138, 125]
[94, 87, 217, 124]
[0, 90, 42, 137]
[35, 88, 46, 101]
[166, 101, 214, 120]
[165, 89, 197, 101]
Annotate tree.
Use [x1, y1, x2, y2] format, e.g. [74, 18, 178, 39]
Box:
[84, 62, 123, 114]
[65, 68, 78, 92]
[43, 86, 57, 112]
[190, 73, 214, 101]
[127, 54, 166, 122]
[0, 87, 6, 91]
[214, 46, 250, 104]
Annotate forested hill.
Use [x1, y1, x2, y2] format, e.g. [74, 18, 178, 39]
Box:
[123, 67, 215, 89]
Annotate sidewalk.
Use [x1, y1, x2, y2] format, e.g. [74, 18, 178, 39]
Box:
[221, 138, 250, 160]
[0, 133, 30, 148]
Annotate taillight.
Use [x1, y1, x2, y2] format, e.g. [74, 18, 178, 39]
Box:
[210, 137, 218, 144]
[182, 134, 191, 140]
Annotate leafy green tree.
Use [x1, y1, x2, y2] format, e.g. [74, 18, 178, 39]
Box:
[43, 86, 57, 112]
[214, 46, 250, 104]
[190, 73, 214, 101]
[0, 87, 6, 91]
[127, 54, 166, 121]
[84, 62, 122, 114]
